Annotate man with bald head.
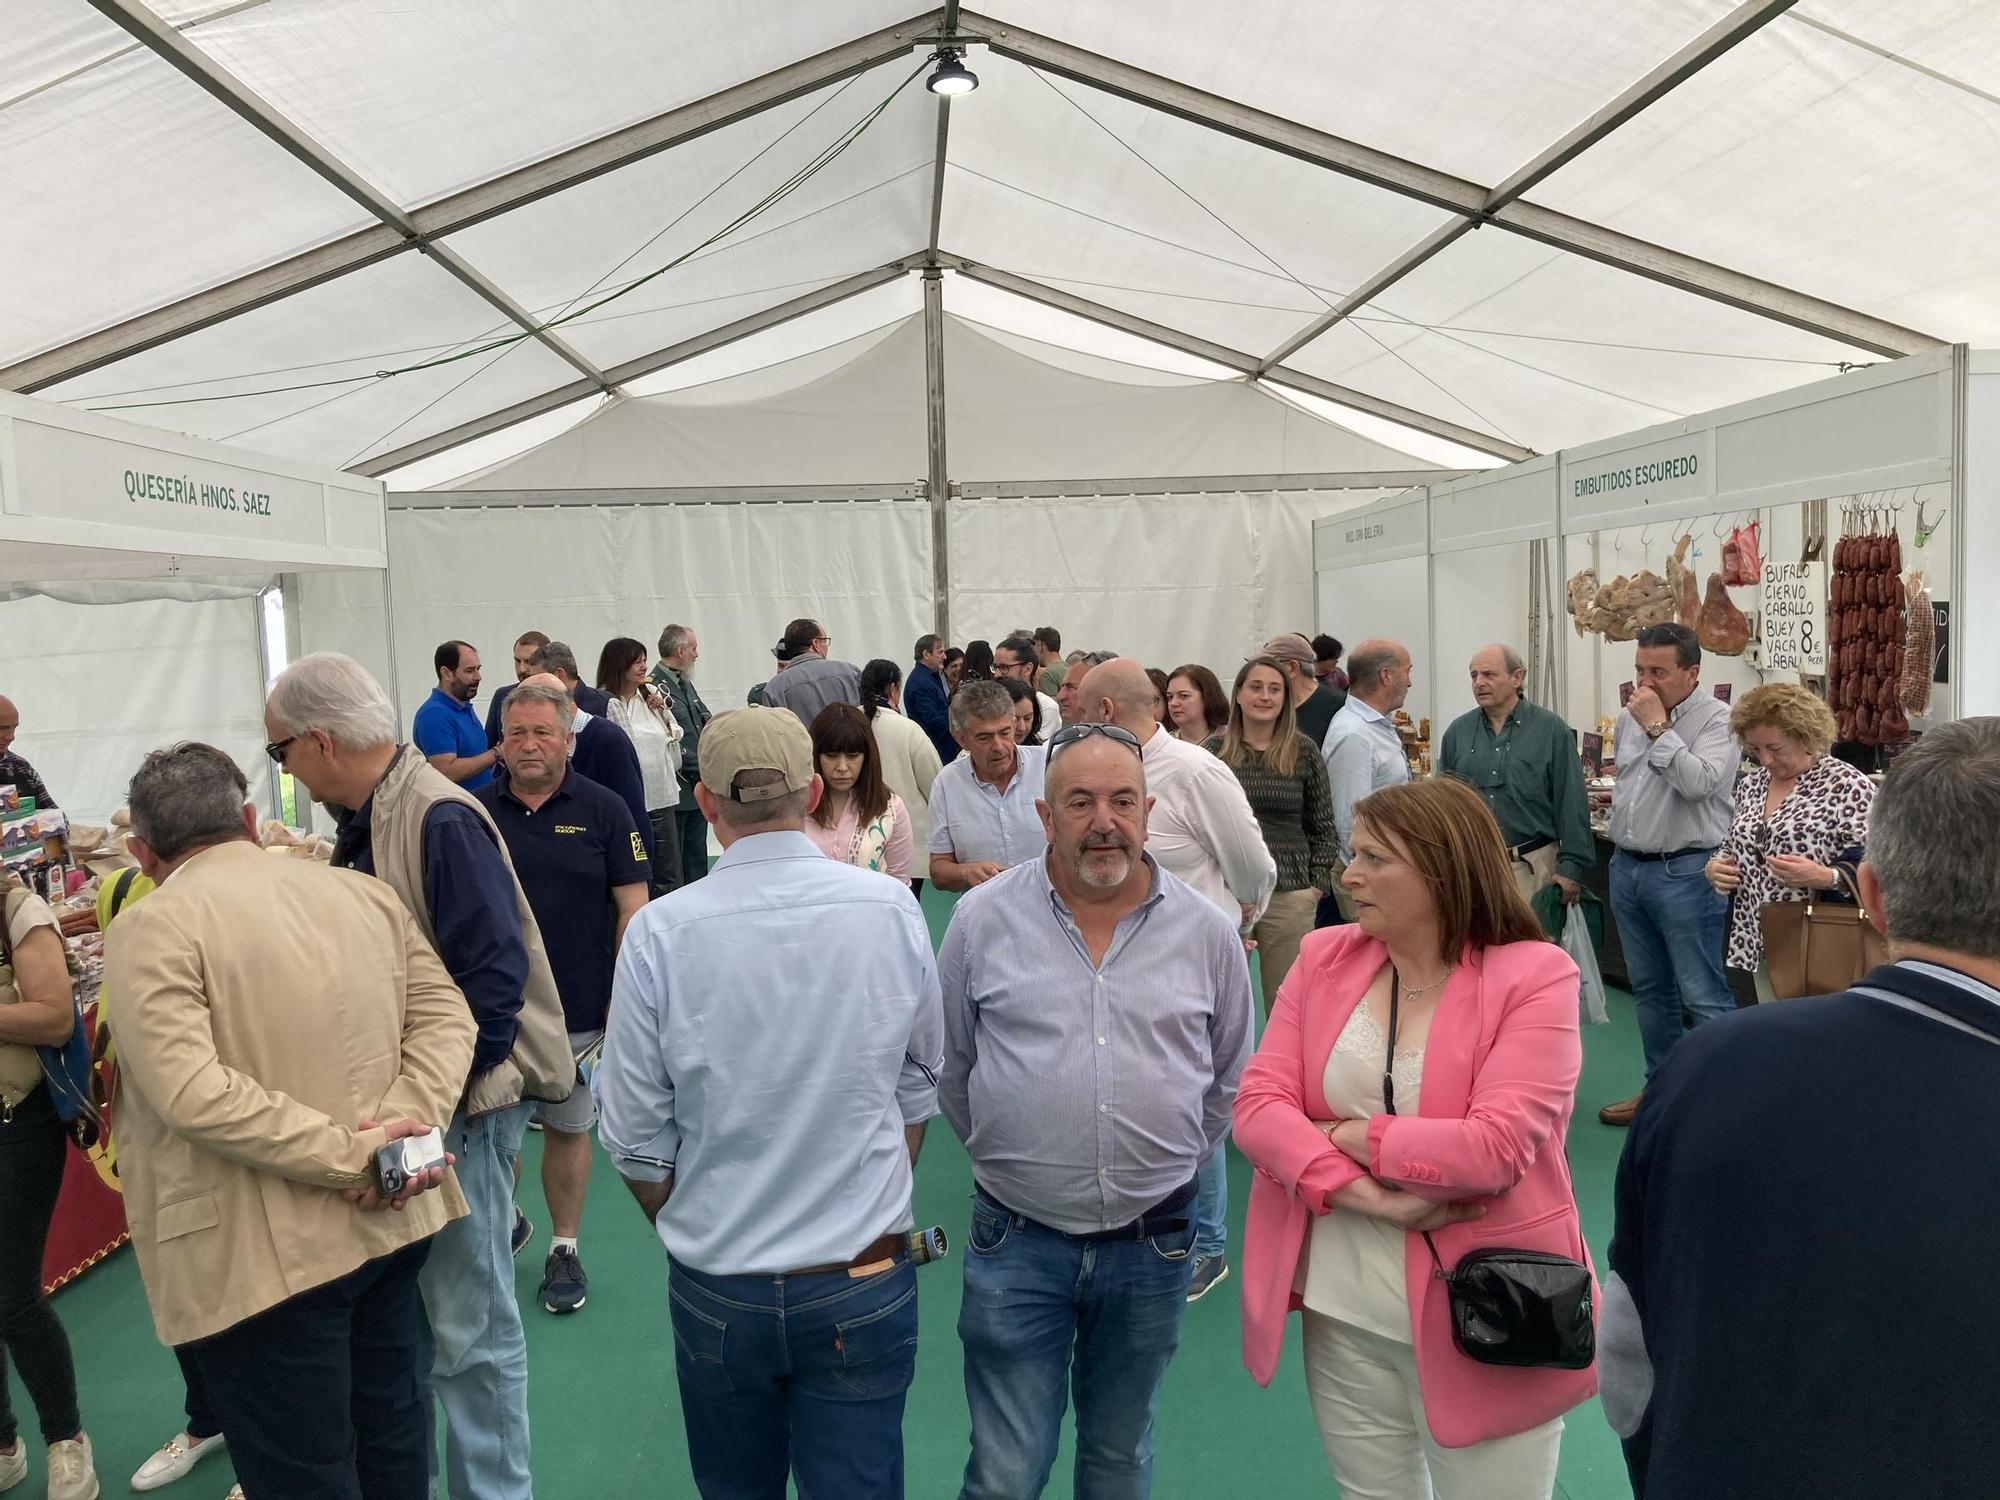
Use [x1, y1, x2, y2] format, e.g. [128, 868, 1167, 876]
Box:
[1320, 638, 1415, 920]
[1440, 644, 1593, 905]
[939, 724, 1253, 1498]
[0, 696, 56, 811]
[1078, 657, 1274, 1299]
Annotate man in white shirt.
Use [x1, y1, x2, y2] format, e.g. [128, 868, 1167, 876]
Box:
[1077, 658, 1274, 1303]
[1321, 639, 1414, 922]
[928, 681, 1049, 891]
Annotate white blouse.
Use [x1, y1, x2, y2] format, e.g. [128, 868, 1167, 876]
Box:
[1298, 1001, 1428, 1341]
[604, 692, 684, 813]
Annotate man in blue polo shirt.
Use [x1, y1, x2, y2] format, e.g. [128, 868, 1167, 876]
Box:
[414, 640, 496, 790]
[478, 679, 650, 1319]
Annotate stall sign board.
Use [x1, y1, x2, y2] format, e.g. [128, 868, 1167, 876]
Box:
[1760, 561, 1827, 676]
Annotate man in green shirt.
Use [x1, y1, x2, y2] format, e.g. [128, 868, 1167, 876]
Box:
[1034, 626, 1068, 698]
[1439, 644, 1593, 904]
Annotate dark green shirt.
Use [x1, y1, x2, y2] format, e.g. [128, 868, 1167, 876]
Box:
[1438, 699, 1595, 882]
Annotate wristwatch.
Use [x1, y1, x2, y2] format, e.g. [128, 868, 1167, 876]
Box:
[1644, 719, 1671, 740]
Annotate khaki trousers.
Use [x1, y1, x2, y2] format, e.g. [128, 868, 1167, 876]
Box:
[1253, 887, 1321, 1013]
[1510, 843, 1559, 906]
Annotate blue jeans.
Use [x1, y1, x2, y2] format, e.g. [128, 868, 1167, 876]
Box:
[958, 1191, 1195, 1499]
[667, 1257, 919, 1499]
[418, 1101, 533, 1500]
[1194, 1148, 1226, 1261]
[1610, 849, 1734, 1080]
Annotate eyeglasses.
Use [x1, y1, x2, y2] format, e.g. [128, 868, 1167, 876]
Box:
[1046, 722, 1143, 761]
[265, 735, 298, 765]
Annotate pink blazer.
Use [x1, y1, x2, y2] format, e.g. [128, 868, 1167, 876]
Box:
[1233, 925, 1598, 1448]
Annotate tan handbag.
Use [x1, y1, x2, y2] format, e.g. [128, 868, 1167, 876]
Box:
[1758, 876, 1889, 1000]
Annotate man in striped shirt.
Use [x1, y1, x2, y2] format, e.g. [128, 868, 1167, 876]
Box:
[939, 723, 1253, 1499]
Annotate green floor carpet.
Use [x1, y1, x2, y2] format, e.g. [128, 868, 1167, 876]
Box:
[17, 890, 1644, 1498]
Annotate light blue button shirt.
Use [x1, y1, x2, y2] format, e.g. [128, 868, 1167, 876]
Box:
[592, 830, 943, 1275]
[926, 743, 1049, 867]
[1321, 697, 1412, 862]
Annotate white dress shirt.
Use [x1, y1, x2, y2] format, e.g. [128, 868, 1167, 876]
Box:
[1138, 726, 1276, 923]
[1607, 691, 1739, 853]
[1321, 696, 1412, 862]
[927, 744, 1049, 868]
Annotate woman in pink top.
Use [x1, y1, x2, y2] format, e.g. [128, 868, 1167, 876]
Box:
[1234, 777, 1595, 1498]
[804, 704, 915, 888]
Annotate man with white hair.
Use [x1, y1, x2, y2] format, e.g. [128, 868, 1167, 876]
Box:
[264, 652, 573, 1500]
[927, 681, 1049, 892]
[1076, 658, 1275, 1302]
[939, 724, 1252, 1497]
[1439, 644, 1593, 905]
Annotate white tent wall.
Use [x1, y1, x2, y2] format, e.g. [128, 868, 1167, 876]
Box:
[1429, 544, 1533, 722]
[380, 499, 935, 727]
[1316, 555, 1434, 725]
[290, 566, 401, 708]
[950, 487, 1389, 675]
[0, 590, 270, 823]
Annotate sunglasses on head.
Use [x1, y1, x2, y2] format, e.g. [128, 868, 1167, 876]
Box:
[1046, 723, 1143, 760]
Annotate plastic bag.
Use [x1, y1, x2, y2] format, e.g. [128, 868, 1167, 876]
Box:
[1722, 521, 1762, 587]
[1563, 904, 1610, 1026]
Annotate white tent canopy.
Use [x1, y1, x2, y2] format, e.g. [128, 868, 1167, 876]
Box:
[8, 1, 1996, 486]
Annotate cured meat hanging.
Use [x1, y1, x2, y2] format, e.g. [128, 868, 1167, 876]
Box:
[1695, 574, 1749, 655]
[1829, 514, 1909, 745]
[1900, 570, 1934, 718]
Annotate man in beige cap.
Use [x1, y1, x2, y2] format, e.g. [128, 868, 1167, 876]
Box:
[1258, 632, 1346, 746]
[592, 707, 943, 1497]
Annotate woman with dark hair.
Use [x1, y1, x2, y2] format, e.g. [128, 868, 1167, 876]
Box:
[805, 704, 915, 885]
[1146, 667, 1174, 728]
[997, 677, 1045, 747]
[1236, 777, 1593, 1496]
[598, 636, 684, 893]
[859, 660, 943, 895]
[942, 647, 966, 693]
[1209, 656, 1337, 1005]
[1166, 663, 1230, 744]
[962, 640, 994, 683]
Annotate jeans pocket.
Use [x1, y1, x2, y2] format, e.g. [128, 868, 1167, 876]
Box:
[967, 1203, 1013, 1257]
[668, 1283, 729, 1377]
[832, 1275, 919, 1400]
[1146, 1223, 1196, 1264]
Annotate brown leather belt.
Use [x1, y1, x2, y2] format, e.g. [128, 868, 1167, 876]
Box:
[788, 1230, 905, 1279]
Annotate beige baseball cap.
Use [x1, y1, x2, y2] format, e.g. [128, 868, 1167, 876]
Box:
[699, 707, 815, 802]
[1255, 633, 1316, 669]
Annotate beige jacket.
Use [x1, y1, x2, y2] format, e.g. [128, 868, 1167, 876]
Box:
[106, 842, 475, 1345]
[365, 745, 574, 1117]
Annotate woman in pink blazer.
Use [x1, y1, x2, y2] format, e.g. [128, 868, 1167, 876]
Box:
[1234, 777, 1596, 1498]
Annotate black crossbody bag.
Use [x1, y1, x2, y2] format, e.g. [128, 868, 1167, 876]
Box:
[1385, 973, 1595, 1370]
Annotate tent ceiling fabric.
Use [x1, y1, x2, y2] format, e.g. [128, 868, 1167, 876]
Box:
[6, 1, 1992, 475]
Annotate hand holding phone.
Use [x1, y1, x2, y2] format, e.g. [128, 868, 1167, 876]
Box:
[346, 1120, 453, 1212]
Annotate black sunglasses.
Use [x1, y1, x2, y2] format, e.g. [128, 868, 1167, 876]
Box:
[265, 735, 299, 765]
[1046, 722, 1143, 760]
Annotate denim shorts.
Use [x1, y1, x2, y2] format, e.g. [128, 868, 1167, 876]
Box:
[534, 1030, 604, 1134]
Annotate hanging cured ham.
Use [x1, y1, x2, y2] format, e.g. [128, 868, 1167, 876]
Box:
[1695, 574, 1748, 655]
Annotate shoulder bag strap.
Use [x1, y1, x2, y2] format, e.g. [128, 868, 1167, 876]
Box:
[1383, 970, 1450, 1279]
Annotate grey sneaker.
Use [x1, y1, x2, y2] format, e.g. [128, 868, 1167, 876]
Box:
[1186, 1254, 1230, 1303]
[541, 1245, 588, 1314]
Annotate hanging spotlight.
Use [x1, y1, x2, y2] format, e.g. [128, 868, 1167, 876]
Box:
[927, 47, 979, 96]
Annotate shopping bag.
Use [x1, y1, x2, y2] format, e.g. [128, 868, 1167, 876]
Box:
[1564, 904, 1609, 1025]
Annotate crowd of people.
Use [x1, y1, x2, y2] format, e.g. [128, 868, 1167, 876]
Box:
[1, 610, 1995, 1500]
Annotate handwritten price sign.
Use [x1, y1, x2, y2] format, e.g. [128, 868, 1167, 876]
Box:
[1761, 561, 1827, 675]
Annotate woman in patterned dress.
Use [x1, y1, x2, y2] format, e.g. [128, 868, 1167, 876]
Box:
[803, 703, 915, 887]
[1705, 683, 1876, 1001]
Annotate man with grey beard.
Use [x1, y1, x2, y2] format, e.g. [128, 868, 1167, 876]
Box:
[938, 723, 1253, 1498]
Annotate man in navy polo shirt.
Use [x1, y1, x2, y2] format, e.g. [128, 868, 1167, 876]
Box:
[414, 640, 497, 790]
[478, 680, 650, 1318]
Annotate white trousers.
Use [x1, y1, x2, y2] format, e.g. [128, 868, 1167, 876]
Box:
[1301, 1311, 1563, 1500]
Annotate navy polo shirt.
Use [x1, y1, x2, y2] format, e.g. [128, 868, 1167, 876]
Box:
[412, 686, 493, 790]
[476, 768, 649, 1032]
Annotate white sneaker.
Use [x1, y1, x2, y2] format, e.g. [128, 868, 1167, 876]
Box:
[132, 1432, 226, 1492]
[223, 1488, 244, 1499]
[0, 1439, 24, 1493]
[44, 1433, 98, 1500]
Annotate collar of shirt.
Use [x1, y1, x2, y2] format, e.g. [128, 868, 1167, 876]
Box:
[427, 686, 475, 716]
[709, 827, 826, 871]
[1345, 696, 1390, 726]
[1898, 959, 2000, 1009]
[1478, 702, 1525, 737]
[496, 768, 574, 813]
[1032, 846, 1168, 932]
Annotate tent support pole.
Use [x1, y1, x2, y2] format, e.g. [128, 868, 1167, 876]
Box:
[924, 270, 951, 639]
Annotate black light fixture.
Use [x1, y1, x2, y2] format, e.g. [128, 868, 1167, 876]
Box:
[926, 47, 978, 96]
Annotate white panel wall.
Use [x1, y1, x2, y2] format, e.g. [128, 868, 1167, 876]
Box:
[1429, 543, 1533, 731]
[1316, 554, 1434, 725]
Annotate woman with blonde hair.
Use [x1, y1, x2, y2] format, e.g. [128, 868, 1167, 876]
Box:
[1207, 656, 1337, 1006]
[1236, 777, 1595, 1498]
[1705, 682, 1874, 1000]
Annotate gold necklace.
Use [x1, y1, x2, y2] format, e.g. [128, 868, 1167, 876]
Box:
[1394, 964, 1454, 1001]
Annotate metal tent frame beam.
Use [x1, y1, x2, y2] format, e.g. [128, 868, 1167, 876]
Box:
[4, 11, 947, 394]
[81, 0, 615, 396]
[353, 259, 921, 478]
[1259, 0, 1804, 371]
[941, 254, 1536, 462]
[959, 9, 1943, 363]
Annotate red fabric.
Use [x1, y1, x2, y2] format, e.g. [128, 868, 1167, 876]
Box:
[41, 1140, 127, 1294]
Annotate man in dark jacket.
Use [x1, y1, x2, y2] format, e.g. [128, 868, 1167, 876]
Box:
[651, 624, 713, 885]
[1604, 717, 2000, 1500]
[907, 633, 956, 765]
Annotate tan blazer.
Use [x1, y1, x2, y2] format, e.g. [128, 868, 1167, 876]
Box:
[106, 841, 475, 1346]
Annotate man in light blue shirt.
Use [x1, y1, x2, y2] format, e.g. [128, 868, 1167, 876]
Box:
[928, 679, 1049, 891]
[593, 706, 943, 1499]
[1321, 638, 1414, 919]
